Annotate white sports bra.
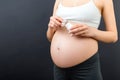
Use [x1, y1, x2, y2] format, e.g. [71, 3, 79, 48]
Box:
[56, 0, 101, 28]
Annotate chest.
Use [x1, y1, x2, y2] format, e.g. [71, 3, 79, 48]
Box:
[56, 2, 101, 22]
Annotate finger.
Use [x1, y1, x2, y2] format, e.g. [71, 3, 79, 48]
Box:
[69, 26, 87, 34]
[50, 21, 60, 29]
[51, 16, 62, 23]
[70, 24, 83, 30]
[49, 21, 54, 27]
[69, 28, 79, 34]
[50, 17, 62, 26]
[74, 30, 88, 36]
[54, 16, 63, 22]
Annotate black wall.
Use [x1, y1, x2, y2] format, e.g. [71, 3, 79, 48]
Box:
[99, 0, 120, 80]
[0, 0, 119, 80]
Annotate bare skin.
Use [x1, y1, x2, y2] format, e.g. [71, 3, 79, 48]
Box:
[47, 0, 118, 68]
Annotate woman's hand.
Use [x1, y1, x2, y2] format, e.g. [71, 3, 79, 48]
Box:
[69, 24, 97, 38]
[47, 16, 63, 42]
[48, 16, 63, 30]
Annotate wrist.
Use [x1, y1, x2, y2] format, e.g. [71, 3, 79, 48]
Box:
[90, 28, 98, 39]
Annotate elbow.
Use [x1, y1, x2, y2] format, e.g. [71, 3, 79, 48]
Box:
[112, 36, 118, 43]
[47, 37, 52, 42]
[105, 33, 118, 43]
[46, 36, 51, 42]
[46, 32, 52, 42]
[112, 33, 118, 43]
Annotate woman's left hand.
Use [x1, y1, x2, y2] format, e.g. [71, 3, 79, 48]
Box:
[69, 24, 97, 38]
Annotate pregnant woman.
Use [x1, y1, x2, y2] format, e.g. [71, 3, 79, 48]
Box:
[47, 0, 118, 80]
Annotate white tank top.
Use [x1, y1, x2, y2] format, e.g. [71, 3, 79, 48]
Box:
[56, 0, 101, 28]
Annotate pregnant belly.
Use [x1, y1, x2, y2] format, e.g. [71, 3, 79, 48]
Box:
[50, 30, 98, 68]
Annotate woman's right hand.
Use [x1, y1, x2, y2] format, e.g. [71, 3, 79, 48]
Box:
[48, 16, 63, 30]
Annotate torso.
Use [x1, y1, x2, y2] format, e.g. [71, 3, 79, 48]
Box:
[50, 0, 103, 68]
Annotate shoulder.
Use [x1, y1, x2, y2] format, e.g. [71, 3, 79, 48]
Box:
[54, 0, 61, 8]
[96, 0, 114, 15]
[55, 0, 61, 4]
[102, 0, 114, 13]
[102, 0, 113, 3]
[96, 0, 114, 8]
[102, 0, 114, 7]
[52, 0, 61, 15]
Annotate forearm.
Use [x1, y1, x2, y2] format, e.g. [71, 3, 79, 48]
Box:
[93, 29, 118, 43]
[46, 27, 56, 42]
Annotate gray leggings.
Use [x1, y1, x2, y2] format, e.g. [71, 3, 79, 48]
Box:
[54, 52, 103, 80]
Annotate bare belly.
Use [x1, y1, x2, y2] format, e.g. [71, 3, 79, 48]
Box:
[50, 29, 98, 68]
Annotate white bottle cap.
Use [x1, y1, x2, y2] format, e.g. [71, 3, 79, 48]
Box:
[61, 19, 72, 30]
[65, 22, 72, 30]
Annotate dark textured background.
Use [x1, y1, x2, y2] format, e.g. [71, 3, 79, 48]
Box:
[0, 0, 119, 80]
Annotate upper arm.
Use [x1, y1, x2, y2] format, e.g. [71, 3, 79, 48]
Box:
[52, 0, 61, 16]
[102, 0, 117, 33]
